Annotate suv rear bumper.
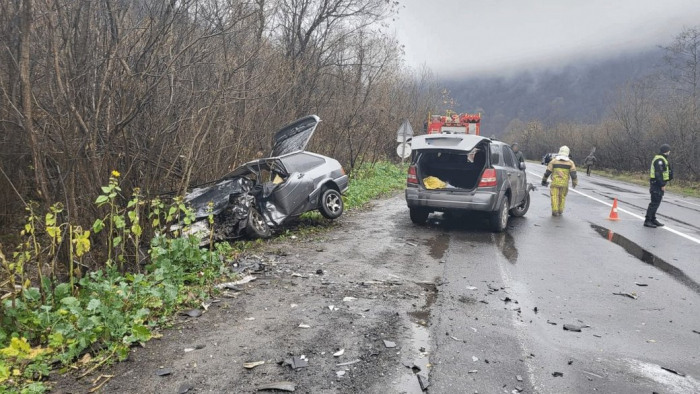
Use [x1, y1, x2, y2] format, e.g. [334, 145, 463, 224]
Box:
[405, 187, 498, 212]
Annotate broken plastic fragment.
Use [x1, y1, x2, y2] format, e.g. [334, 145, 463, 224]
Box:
[552, 372, 564, 377]
[417, 374, 430, 391]
[336, 370, 346, 377]
[466, 286, 478, 291]
[343, 297, 357, 302]
[516, 375, 523, 382]
[333, 349, 345, 357]
[257, 381, 296, 392]
[244, 361, 265, 369]
[178, 383, 194, 394]
[635, 282, 648, 287]
[329, 305, 338, 311]
[284, 357, 308, 369]
[180, 309, 202, 318]
[612, 292, 638, 300]
[336, 359, 361, 366]
[468, 370, 478, 374]
[215, 275, 257, 289]
[661, 367, 686, 377]
[383, 340, 396, 348]
[547, 320, 557, 325]
[563, 324, 582, 332]
[472, 356, 479, 362]
[298, 324, 311, 329]
[245, 317, 255, 321]
[155, 368, 172, 376]
[290, 304, 298, 308]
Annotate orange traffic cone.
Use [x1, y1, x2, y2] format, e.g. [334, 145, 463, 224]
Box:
[608, 198, 620, 221]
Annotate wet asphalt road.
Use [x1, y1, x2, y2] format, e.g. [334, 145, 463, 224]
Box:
[424, 163, 700, 394]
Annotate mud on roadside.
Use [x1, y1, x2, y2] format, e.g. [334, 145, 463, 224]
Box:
[53, 195, 444, 394]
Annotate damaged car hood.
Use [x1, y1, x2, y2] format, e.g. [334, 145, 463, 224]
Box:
[185, 177, 253, 219]
[271, 115, 320, 157]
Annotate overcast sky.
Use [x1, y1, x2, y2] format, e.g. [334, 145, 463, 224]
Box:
[393, 0, 700, 77]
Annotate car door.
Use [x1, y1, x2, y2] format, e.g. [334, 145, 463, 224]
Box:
[501, 145, 524, 205]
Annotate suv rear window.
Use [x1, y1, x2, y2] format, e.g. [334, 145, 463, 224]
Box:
[281, 153, 325, 173]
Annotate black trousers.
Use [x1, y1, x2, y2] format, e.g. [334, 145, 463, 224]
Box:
[586, 165, 592, 176]
[645, 187, 664, 221]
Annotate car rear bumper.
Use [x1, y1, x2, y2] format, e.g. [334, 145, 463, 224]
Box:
[336, 175, 349, 193]
[405, 187, 498, 212]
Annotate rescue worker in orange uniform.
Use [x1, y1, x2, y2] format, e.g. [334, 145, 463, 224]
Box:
[541, 146, 578, 216]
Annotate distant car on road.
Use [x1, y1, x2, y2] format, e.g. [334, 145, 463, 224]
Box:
[541, 152, 557, 165]
[405, 134, 533, 232]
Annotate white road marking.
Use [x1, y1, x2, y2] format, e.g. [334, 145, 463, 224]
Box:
[528, 170, 700, 245]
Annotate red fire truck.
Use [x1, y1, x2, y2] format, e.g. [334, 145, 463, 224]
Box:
[426, 111, 481, 135]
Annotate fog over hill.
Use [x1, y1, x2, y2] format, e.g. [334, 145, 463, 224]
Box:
[443, 50, 662, 136]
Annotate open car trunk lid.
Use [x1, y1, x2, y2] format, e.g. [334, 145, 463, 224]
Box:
[410, 133, 485, 152]
[270, 115, 320, 157]
[415, 143, 489, 192]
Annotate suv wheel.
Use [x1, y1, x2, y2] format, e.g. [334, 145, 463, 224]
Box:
[319, 189, 344, 219]
[409, 208, 429, 224]
[490, 196, 509, 232]
[509, 193, 530, 217]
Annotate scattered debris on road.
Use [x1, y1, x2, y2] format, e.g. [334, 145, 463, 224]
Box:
[613, 292, 638, 300]
[552, 372, 564, 377]
[343, 297, 357, 302]
[417, 373, 430, 391]
[177, 383, 194, 394]
[466, 286, 478, 290]
[661, 366, 686, 377]
[283, 356, 308, 370]
[692, 330, 700, 335]
[257, 381, 296, 392]
[155, 368, 172, 376]
[547, 320, 557, 325]
[563, 324, 583, 332]
[216, 276, 257, 290]
[184, 344, 205, 352]
[635, 282, 648, 287]
[516, 375, 523, 382]
[333, 349, 345, 357]
[298, 324, 311, 329]
[383, 340, 396, 348]
[336, 359, 361, 367]
[336, 370, 346, 377]
[244, 361, 265, 369]
[180, 309, 202, 318]
[472, 356, 479, 362]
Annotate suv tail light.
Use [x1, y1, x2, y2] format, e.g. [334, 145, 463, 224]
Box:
[478, 168, 497, 187]
[407, 165, 418, 184]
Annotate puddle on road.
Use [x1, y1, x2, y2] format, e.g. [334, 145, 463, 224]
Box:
[396, 283, 436, 394]
[591, 224, 700, 295]
[494, 232, 519, 264]
[424, 233, 449, 260]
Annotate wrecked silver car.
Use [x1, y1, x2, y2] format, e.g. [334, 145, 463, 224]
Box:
[183, 115, 348, 241]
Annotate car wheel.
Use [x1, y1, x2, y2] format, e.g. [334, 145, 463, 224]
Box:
[509, 193, 530, 217]
[246, 207, 271, 239]
[319, 189, 344, 219]
[410, 208, 430, 224]
[490, 196, 509, 232]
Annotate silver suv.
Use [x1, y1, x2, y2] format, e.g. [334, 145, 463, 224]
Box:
[405, 134, 533, 232]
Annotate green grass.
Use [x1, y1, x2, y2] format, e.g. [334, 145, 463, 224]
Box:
[592, 169, 700, 198]
[343, 161, 408, 208]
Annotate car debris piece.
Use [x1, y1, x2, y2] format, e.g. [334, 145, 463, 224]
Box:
[693, 330, 700, 335]
[514, 386, 524, 392]
[552, 372, 564, 377]
[184, 344, 206, 352]
[450, 336, 462, 341]
[336, 359, 361, 367]
[244, 361, 265, 369]
[290, 304, 298, 308]
[215, 276, 257, 290]
[343, 297, 357, 302]
[333, 349, 345, 357]
[547, 320, 557, 325]
[406, 242, 418, 247]
[472, 356, 479, 362]
[593, 334, 602, 338]
[468, 370, 478, 374]
[298, 324, 311, 329]
[180, 309, 202, 318]
[563, 324, 582, 332]
[155, 368, 172, 376]
[612, 292, 638, 300]
[635, 282, 648, 287]
[316, 269, 324, 275]
[245, 317, 255, 321]
[178, 383, 195, 394]
[533, 307, 538, 314]
[336, 371, 346, 377]
[291, 273, 306, 278]
[417, 374, 430, 391]
[284, 357, 308, 369]
[383, 340, 396, 348]
[466, 286, 478, 291]
[501, 297, 512, 303]
[661, 367, 686, 377]
[516, 375, 523, 382]
[257, 381, 296, 392]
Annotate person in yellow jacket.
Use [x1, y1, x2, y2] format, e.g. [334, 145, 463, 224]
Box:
[644, 144, 673, 228]
[541, 146, 578, 216]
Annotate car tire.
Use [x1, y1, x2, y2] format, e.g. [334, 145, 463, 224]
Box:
[509, 193, 530, 217]
[319, 189, 344, 219]
[490, 196, 509, 232]
[246, 207, 272, 239]
[410, 208, 430, 224]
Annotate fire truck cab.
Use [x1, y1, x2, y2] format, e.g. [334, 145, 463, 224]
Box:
[426, 111, 481, 135]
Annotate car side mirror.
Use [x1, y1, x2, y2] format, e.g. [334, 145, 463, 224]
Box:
[519, 162, 526, 170]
